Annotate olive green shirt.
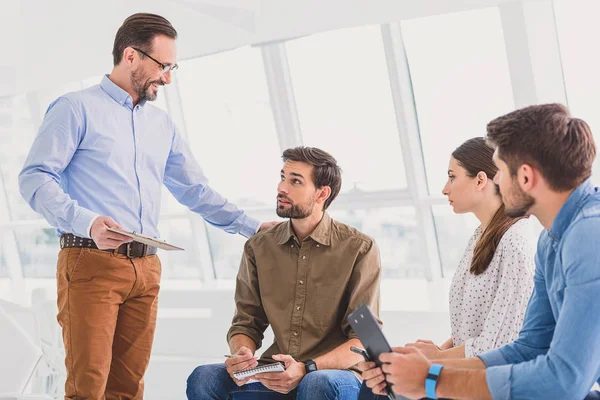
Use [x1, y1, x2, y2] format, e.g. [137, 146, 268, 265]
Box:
[227, 212, 382, 361]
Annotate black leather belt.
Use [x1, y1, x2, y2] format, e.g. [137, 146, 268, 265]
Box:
[60, 234, 157, 258]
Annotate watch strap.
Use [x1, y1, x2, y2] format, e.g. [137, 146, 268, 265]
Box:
[302, 359, 317, 374]
[425, 363, 443, 399]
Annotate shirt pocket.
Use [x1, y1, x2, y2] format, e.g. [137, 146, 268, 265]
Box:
[313, 282, 345, 332]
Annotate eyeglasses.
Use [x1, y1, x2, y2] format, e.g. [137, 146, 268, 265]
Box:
[132, 47, 179, 74]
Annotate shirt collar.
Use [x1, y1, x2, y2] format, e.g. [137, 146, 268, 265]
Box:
[100, 75, 141, 109]
[276, 212, 332, 246]
[549, 178, 596, 240]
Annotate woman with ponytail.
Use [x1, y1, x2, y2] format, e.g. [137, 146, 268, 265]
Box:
[357, 137, 536, 400]
[406, 137, 535, 360]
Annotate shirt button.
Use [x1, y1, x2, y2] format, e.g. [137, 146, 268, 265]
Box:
[291, 244, 294, 248]
[293, 332, 298, 336]
[296, 306, 301, 311]
[316, 244, 320, 248]
[299, 280, 304, 285]
[302, 255, 306, 260]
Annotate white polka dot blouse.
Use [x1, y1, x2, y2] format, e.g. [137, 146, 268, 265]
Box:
[449, 218, 535, 358]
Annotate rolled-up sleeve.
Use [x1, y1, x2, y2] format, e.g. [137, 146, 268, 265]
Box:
[341, 239, 382, 339]
[227, 241, 269, 349]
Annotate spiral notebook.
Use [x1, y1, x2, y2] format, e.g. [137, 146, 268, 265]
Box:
[233, 361, 285, 382]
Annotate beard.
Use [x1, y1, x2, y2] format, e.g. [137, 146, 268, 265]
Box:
[131, 69, 162, 102]
[276, 195, 315, 219]
[501, 180, 535, 218]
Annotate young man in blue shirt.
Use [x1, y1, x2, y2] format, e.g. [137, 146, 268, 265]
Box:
[360, 103, 600, 400]
[19, 13, 275, 399]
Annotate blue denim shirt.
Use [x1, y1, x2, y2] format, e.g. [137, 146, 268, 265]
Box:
[19, 75, 259, 239]
[479, 179, 600, 399]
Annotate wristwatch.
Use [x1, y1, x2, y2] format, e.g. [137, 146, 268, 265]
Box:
[302, 359, 318, 374]
[425, 363, 444, 399]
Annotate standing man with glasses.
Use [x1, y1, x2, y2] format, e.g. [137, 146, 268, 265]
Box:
[19, 13, 276, 399]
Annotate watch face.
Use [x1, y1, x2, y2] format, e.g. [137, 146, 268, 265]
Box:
[304, 360, 317, 373]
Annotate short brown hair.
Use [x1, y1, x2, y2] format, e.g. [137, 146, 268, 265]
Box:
[486, 103, 596, 191]
[112, 13, 178, 66]
[282, 147, 342, 210]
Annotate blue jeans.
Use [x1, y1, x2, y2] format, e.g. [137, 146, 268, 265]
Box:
[359, 380, 600, 399]
[357, 380, 388, 400]
[357, 381, 420, 400]
[186, 363, 361, 400]
[358, 380, 387, 400]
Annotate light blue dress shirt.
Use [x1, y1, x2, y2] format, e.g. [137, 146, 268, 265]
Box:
[478, 179, 600, 399]
[19, 75, 260, 239]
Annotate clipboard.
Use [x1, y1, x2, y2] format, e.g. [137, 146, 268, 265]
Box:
[107, 228, 185, 251]
[347, 303, 397, 400]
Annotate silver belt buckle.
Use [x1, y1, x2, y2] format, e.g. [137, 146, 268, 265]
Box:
[126, 242, 134, 258]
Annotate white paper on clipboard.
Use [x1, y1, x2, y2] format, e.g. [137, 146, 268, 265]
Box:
[107, 228, 185, 251]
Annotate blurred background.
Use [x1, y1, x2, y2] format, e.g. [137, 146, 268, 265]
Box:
[1, 0, 599, 398]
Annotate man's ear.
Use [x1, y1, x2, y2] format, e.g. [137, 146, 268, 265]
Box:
[518, 164, 535, 192]
[316, 186, 332, 205]
[122, 47, 136, 68]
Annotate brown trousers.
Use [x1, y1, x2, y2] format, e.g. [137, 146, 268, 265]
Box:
[56, 247, 161, 399]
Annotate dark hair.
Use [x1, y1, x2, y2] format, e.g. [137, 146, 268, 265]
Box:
[282, 147, 342, 210]
[486, 103, 596, 191]
[452, 137, 525, 275]
[112, 13, 178, 66]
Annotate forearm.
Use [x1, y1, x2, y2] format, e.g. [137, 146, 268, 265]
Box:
[18, 97, 97, 237]
[436, 368, 493, 400]
[228, 334, 257, 355]
[165, 132, 260, 238]
[202, 208, 259, 238]
[440, 338, 454, 350]
[19, 172, 97, 237]
[432, 356, 487, 370]
[314, 338, 363, 370]
[190, 194, 259, 238]
[438, 344, 466, 359]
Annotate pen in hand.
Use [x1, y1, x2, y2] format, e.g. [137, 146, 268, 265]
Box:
[223, 354, 256, 358]
[224, 354, 259, 361]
